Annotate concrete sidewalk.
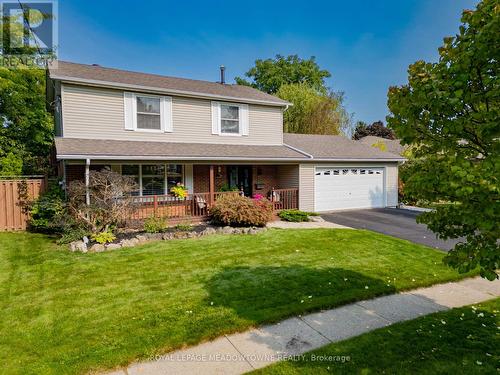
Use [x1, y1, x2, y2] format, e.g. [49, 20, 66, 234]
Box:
[106, 277, 499, 375]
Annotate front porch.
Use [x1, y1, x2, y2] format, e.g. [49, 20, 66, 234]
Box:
[64, 162, 299, 221]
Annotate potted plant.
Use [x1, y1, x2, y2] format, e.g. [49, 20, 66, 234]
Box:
[170, 183, 188, 199]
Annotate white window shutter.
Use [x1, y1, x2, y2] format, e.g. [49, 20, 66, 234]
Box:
[161, 96, 173, 132]
[124, 92, 135, 130]
[240, 104, 249, 136]
[211, 101, 220, 135]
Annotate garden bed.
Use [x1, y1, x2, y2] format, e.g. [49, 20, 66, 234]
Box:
[69, 223, 268, 253]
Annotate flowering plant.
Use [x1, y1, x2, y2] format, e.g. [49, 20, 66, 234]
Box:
[252, 193, 264, 200]
[170, 184, 188, 199]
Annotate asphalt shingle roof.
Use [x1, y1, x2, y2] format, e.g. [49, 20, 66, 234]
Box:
[55, 138, 308, 160]
[283, 133, 404, 161]
[358, 136, 406, 156]
[48, 61, 290, 106]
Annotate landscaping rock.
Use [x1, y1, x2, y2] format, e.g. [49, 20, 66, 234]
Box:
[149, 233, 164, 241]
[162, 233, 174, 240]
[222, 226, 234, 235]
[106, 243, 122, 250]
[136, 235, 148, 243]
[309, 216, 325, 223]
[121, 238, 139, 248]
[174, 231, 188, 239]
[89, 243, 105, 253]
[201, 227, 216, 236]
[69, 241, 78, 252]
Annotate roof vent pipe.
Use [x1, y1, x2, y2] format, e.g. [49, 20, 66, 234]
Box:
[220, 65, 225, 84]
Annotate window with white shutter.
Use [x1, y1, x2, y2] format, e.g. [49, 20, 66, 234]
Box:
[124, 92, 173, 133]
[210, 101, 249, 136]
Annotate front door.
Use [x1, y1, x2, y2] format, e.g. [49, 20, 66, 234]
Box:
[228, 166, 253, 197]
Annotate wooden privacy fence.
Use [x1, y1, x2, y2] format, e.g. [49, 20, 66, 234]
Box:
[0, 177, 46, 231]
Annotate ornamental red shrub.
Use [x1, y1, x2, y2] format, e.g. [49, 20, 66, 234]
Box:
[210, 194, 273, 227]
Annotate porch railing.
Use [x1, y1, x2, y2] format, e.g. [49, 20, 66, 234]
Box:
[270, 188, 299, 212]
[127, 188, 299, 221]
[128, 191, 241, 221]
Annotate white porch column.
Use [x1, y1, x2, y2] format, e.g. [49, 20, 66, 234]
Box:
[85, 158, 90, 205]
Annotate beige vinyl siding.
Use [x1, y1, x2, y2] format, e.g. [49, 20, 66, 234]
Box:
[385, 164, 399, 207]
[61, 84, 283, 145]
[276, 165, 299, 189]
[299, 164, 315, 211]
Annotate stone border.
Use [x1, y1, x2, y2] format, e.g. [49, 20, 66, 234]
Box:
[69, 226, 268, 253]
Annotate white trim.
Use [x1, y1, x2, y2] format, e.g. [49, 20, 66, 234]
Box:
[124, 92, 172, 133]
[51, 75, 291, 107]
[161, 96, 173, 132]
[184, 164, 193, 194]
[85, 158, 90, 205]
[218, 102, 246, 136]
[211, 101, 220, 135]
[58, 154, 402, 162]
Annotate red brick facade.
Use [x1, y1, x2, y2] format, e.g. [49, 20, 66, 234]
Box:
[193, 164, 279, 198]
[66, 163, 292, 198]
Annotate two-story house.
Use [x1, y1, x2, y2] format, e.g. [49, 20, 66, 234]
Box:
[47, 61, 403, 218]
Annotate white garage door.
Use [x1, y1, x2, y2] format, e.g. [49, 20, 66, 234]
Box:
[314, 167, 385, 211]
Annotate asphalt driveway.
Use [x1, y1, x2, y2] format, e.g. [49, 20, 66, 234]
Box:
[322, 208, 460, 251]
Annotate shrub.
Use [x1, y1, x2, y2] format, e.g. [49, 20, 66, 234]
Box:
[18, 181, 67, 233]
[278, 209, 310, 222]
[67, 169, 138, 233]
[175, 222, 193, 231]
[91, 230, 116, 244]
[210, 194, 273, 227]
[219, 183, 239, 192]
[144, 216, 168, 233]
[57, 226, 90, 244]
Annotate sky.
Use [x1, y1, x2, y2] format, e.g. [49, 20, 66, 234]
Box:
[57, 0, 478, 124]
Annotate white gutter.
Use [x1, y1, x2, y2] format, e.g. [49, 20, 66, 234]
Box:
[50, 75, 291, 107]
[57, 154, 403, 162]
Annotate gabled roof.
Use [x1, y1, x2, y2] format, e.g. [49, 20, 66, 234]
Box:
[284, 133, 405, 161]
[48, 61, 290, 107]
[55, 138, 308, 161]
[358, 136, 406, 156]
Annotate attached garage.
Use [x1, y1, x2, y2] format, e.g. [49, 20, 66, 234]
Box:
[284, 133, 404, 213]
[314, 167, 385, 211]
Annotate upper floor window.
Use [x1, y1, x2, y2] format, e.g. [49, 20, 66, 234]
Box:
[220, 104, 240, 134]
[124, 92, 173, 133]
[137, 96, 161, 130]
[211, 101, 249, 136]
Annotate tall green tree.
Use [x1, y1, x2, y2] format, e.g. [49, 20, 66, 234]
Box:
[387, 0, 499, 279]
[0, 66, 53, 174]
[235, 55, 331, 94]
[237, 55, 352, 135]
[352, 120, 396, 140]
[0, 7, 54, 175]
[277, 83, 351, 135]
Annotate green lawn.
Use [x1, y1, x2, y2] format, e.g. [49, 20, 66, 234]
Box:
[0, 229, 476, 374]
[254, 298, 499, 374]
